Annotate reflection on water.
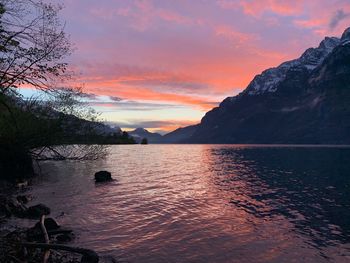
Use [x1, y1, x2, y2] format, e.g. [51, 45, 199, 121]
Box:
[210, 147, 350, 260]
[26, 145, 350, 262]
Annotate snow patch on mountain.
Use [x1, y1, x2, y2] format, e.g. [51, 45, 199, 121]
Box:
[245, 36, 341, 95]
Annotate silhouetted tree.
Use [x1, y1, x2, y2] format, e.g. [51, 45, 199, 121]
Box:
[0, 1, 109, 180]
[0, 0, 71, 93]
[141, 138, 148, 144]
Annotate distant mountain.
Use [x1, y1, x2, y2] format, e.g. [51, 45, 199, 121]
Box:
[129, 128, 163, 143]
[162, 125, 199, 143]
[127, 126, 200, 143]
[185, 27, 350, 144]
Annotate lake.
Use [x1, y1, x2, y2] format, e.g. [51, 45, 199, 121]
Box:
[25, 145, 350, 262]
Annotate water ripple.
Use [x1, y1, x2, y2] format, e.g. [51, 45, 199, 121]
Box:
[24, 145, 350, 262]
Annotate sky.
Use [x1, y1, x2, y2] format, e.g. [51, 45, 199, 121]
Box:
[39, 0, 350, 133]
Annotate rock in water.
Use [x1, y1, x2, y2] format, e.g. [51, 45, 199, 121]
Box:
[56, 232, 74, 243]
[94, 171, 112, 182]
[25, 204, 50, 218]
[28, 217, 61, 242]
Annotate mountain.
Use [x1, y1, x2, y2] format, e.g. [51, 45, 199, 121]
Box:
[127, 126, 199, 143]
[162, 125, 199, 143]
[186, 27, 350, 144]
[128, 128, 163, 143]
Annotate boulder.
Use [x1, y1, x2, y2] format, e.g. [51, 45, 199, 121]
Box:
[25, 204, 50, 218]
[94, 171, 112, 182]
[27, 218, 70, 242]
[56, 232, 74, 243]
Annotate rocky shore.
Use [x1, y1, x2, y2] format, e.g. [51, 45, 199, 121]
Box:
[0, 181, 101, 263]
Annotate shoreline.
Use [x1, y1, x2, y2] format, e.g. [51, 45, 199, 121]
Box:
[0, 179, 101, 263]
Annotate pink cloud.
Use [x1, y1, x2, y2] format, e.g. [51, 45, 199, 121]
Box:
[56, 0, 350, 132]
[217, 1, 350, 37]
[293, 3, 350, 35]
[157, 9, 201, 25]
[85, 84, 218, 111]
[116, 7, 131, 17]
[294, 19, 324, 29]
[218, 0, 304, 17]
[215, 25, 258, 45]
[103, 0, 203, 31]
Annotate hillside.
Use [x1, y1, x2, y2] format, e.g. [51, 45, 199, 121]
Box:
[184, 27, 350, 144]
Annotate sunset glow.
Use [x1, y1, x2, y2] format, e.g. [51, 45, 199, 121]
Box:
[50, 0, 350, 132]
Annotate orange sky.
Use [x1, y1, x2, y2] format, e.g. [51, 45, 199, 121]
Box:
[44, 0, 350, 133]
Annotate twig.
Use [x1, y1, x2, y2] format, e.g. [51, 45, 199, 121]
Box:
[40, 215, 50, 263]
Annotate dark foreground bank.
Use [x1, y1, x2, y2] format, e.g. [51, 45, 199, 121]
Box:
[0, 180, 105, 263]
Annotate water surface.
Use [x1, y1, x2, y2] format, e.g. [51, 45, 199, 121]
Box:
[26, 145, 350, 262]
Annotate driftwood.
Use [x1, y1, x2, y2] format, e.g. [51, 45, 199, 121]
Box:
[40, 215, 50, 263]
[22, 215, 99, 263]
[21, 243, 99, 263]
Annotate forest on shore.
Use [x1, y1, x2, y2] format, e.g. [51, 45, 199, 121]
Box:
[0, 0, 135, 182]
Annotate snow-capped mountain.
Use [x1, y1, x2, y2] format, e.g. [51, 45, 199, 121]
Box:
[184, 27, 350, 144]
[244, 37, 340, 95]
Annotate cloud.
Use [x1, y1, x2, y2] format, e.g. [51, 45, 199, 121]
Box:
[74, 62, 211, 94]
[80, 92, 99, 100]
[113, 72, 211, 94]
[131, 0, 203, 29]
[60, 0, 350, 133]
[78, 92, 190, 111]
[90, 0, 202, 31]
[329, 9, 349, 30]
[90, 100, 186, 111]
[216, 0, 239, 10]
[109, 96, 123, 102]
[215, 25, 258, 45]
[87, 85, 219, 110]
[217, 0, 304, 17]
[292, 3, 350, 35]
[70, 62, 223, 109]
[294, 18, 324, 29]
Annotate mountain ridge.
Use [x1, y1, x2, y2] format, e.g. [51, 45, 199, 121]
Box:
[128, 128, 163, 143]
[182, 27, 350, 144]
